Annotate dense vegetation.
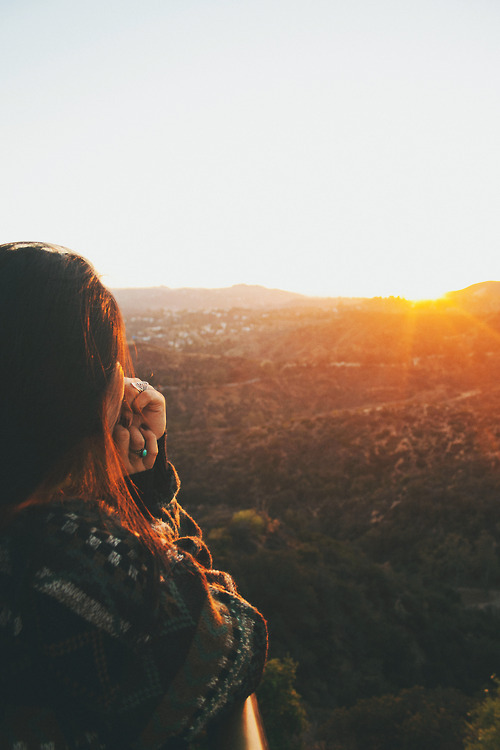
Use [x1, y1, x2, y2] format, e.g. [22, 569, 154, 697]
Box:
[128, 298, 500, 748]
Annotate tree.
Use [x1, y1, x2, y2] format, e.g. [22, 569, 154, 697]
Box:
[257, 657, 309, 750]
[465, 677, 500, 749]
[320, 686, 471, 750]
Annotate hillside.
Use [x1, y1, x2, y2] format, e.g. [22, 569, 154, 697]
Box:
[127, 303, 500, 542]
[115, 279, 500, 316]
[114, 283, 310, 313]
[445, 281, 500, 312]
[125, 298, 500, 749]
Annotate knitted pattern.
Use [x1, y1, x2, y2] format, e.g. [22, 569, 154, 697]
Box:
[0, 459, 267, 749]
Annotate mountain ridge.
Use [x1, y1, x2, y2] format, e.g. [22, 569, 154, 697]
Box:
[444, 280, 500, 310]
[113, 283, 307, 313]
[113, 280, 500, 313]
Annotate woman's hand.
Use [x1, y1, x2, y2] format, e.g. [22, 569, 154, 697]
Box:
[112, 378, 166, 474]
[123, 378, 166, 440]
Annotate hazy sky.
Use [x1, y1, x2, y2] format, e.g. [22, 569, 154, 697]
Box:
[1, 0, 500, 299]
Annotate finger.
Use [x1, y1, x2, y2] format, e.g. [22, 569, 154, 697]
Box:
[140, 428, 158, 470]
[119, 399, 133, 428]
[123, 379, 142, 409]
[131, 390, 166, 437]
[130, 379, 150, 393]
[128, 427, 157, 471]
[128, 424, 146, 454]
[113, 423, 130, 453]
[130, 387, 163, 410]
[113, 424, 132, 470]
[123, 378, 152, 404]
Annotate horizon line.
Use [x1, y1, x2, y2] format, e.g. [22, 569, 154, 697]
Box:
[110, 279, 500, 303]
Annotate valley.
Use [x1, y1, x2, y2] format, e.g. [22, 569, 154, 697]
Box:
[122, 287, 500, 748]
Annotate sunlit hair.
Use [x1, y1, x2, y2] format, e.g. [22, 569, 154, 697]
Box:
[0, 242, 170, 552]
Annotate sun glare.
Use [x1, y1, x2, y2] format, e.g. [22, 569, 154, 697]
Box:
[396, 281, 452, 304]
[407, 291, 447, 304]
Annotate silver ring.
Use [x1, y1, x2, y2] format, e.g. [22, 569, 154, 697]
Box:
[132, 380, 150, 393]
[132, 446, 148, 458]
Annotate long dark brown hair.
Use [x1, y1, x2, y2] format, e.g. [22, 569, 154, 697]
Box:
[0, 242, 169, 550]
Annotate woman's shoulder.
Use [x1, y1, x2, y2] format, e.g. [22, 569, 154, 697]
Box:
[1, 498, 160, 607]
[1, 498, 185, 663]
[6, 496, 144, 545]
[0, 498, 268, 746]
[3, 498, 138, 557]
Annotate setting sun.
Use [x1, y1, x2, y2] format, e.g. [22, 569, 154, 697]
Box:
[406, 290, 448, 304]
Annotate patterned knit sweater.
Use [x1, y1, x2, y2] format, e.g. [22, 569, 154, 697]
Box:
[0, 446, 267, 749]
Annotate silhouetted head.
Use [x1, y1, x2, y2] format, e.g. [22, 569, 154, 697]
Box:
[0, 242, 129, 506]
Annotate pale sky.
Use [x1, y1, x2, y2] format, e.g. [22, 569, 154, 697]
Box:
[1, 0, 500, 300]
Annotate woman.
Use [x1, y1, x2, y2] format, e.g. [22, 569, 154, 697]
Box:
[0, 242, 267, 749]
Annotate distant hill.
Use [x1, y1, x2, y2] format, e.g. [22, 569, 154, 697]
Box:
[113, 283, 309, 313]
[444, 281, 500, 312]
[113, 280, 500, 314]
